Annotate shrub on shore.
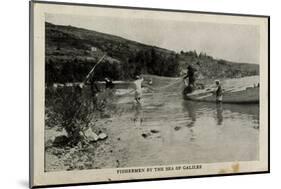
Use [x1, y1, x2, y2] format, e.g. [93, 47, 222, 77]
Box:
[45, 86, 115, 146]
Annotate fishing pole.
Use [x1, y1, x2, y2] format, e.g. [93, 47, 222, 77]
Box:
[83, 53, 107, 84]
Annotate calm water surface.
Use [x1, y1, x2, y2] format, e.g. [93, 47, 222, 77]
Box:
[111, 76, 259, 166]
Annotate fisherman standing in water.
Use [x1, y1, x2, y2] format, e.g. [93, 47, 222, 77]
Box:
[134, 75, 144, 105]
[215, 80, 223, 103]
[131, 75, 144, 126]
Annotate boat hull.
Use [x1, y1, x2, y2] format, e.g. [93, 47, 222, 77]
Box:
[184, 87, 259, 104]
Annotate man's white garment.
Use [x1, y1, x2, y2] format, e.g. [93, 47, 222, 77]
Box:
[134, 78, 143, 98]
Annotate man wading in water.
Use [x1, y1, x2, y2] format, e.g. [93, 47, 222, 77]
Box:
[215, 80, 223, 103]
[134, 75, 144, 105]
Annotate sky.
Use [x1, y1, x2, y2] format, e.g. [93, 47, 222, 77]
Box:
[46, 14, 260, 64]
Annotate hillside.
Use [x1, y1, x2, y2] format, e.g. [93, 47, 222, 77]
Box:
[45, 22, 259, 84]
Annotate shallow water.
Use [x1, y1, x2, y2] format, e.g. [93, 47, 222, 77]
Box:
[111, 76, 259, 166]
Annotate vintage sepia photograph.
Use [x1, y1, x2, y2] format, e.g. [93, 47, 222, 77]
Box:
[44, 13, 261, 171]
[30, 1, 269, 187]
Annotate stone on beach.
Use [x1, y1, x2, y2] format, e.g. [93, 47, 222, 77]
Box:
[98, 133, 108, 140]
[83, 128, 108, 142]
[53, 135, 69, 147]
[174, 126, 181, 131]
[150, 129, 160, 133]
[84, 128, 99, 142]
[141, 133, 151, 138]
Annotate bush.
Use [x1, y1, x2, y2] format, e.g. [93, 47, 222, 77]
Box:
[45, 85, 117, 146]
[46, 86, 95, 146]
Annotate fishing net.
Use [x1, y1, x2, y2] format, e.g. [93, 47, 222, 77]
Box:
[113, 75, 186, 104]
[143, 76, 185, 93]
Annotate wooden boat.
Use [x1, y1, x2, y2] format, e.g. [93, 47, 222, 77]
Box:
[183, 87, 259, 104]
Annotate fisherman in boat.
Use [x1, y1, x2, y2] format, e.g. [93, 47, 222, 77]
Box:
[215, 80, 223, 103]
[134, 75, 144, 105]
[183, 65, 196, 94]
[184, 65, 195, 87]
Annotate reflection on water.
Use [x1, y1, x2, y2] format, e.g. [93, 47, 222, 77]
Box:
[114, 88, 259, 167]
[216, 103, 223, 125]
[183, 101, 196, 128]
[132, 103, 143, 127]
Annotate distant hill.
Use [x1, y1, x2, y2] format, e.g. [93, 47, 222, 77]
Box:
[45, 22, 259, 84]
